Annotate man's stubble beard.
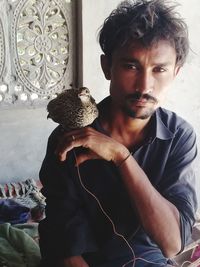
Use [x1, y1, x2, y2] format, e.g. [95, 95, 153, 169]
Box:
[121, 92, 158, 119]
[122, 104, 156, 120]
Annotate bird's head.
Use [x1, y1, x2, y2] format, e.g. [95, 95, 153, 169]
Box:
[77, 87, 91, 103]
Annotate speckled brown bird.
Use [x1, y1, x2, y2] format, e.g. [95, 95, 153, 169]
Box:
[47, 87, 99, 129]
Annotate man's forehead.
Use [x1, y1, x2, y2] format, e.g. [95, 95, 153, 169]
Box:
[112, 40, 177, 62]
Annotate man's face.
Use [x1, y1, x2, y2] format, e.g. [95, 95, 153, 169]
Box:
[102, 40, 180, 119]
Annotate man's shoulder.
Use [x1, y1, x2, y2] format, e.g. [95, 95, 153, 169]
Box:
[157, 107, 195, 135]
[47, 125, 63, 147]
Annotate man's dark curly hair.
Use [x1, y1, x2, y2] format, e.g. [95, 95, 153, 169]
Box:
[99, 0, 189, 66]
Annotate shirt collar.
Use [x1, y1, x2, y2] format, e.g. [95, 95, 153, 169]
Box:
[151, 108, 174, 141]
[96, 97, 174, 142]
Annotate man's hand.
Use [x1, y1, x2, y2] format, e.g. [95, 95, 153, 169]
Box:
[62, 256, 89, 267]
[55, 127, 129, 166]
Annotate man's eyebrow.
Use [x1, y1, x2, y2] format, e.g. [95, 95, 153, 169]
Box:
[120, 58, 141, 66]
[152, 62, 173, 66]
[120, 58, 173, 66]
[120, 57, 140, 63]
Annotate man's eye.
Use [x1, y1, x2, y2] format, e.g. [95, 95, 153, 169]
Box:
[154, 67, 166, 73]
[125, 64, 138, 70]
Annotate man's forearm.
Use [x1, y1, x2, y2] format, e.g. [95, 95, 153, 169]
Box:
[62, 256, 89, 267]
[118, 155, 181, 258]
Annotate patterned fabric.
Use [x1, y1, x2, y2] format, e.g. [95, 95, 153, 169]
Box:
[0, 200, 30, 225]
[0, 179, 45, 207]
[0, 179, 46, 222]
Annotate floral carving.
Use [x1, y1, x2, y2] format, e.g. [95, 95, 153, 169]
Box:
[13, 0, 71, 96]
[0, 19, 5, 79]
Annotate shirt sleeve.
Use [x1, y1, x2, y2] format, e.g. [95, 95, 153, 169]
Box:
[38, 127, 98, 264]
[159, 123, 198, 253]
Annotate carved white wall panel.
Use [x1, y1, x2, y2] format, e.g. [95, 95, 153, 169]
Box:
[0, 19, 5, 80]
[0, 18, 6, 103]
[0, 0, 74, 108]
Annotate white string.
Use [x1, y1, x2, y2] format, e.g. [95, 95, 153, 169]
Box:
[181, 261, 192, 267]
[179, 245, 200, 267]
[73, 150, 171, 267]
[181, 259, 200, 267]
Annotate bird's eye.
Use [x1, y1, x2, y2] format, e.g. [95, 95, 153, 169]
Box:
[83, 87, 89, 93]
[79, 87, 90, 96]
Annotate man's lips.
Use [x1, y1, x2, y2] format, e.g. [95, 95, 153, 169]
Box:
[128, 98, 154, 105]
[126, 92, 158, 105]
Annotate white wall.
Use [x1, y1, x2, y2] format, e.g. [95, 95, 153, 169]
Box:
[81, 0, 200, 208]
[0, 108, 55, 183]
[81, 0, 118, 101]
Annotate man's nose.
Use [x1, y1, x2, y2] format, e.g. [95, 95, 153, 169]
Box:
[136, 71, 154, 94]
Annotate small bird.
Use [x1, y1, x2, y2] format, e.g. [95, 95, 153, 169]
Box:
[47, 87, 99, 129]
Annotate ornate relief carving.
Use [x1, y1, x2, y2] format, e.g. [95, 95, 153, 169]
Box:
[0, 0, 74, 108]
[0, 19, 5, 79]
[12, 0, 71, 97]
[0, 17, 6, 104]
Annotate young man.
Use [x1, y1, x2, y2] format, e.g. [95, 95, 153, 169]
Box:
[39, 0, 198, 266]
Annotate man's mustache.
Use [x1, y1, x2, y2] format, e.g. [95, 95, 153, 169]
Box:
[126, 92, 158, 104]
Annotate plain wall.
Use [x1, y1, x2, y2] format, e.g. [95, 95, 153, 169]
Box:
[0, 108, 55, 183]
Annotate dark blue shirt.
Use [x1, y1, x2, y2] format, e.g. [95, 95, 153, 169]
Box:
[39, 100, 197, 267]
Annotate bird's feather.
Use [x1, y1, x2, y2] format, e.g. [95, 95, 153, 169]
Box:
[47, 87, 99, 129]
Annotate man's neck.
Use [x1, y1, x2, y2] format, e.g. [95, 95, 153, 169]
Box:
[99, 99, 151, 149]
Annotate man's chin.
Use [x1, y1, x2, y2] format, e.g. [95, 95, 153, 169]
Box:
[123, 107, 155, 120]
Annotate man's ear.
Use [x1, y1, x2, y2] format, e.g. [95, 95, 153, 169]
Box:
[174, 65, 181, 76]
[101, 54, 111, 80]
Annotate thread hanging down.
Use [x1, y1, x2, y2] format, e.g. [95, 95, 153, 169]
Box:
[73, 149, 168, 267]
